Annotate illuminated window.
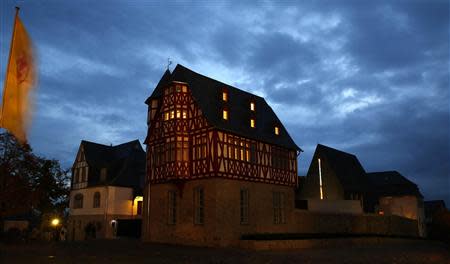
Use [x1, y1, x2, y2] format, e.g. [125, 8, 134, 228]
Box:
[182, 110, 187, 119]
[164, 112, 169, 121]
[240, 189, 249, 224]
[170, 110, 175, 119]
[250, 119, 255, 128]
[168, 190, 176, 224]
[274, 126, 279, 135]
[318, 158, 324, 200]
[176, 85, 181, 92]
[222, 91, 228, 101]
[182, 85, 187, 93]
[223, 109, 228, 120]
[194, 187, 204, 224]
[176, 110, 181, 119]
[250, 102, 255, 111]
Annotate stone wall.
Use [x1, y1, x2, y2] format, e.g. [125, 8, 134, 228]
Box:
[142, 178, 419, 248]
[143, 178, 296, 247]
[240, 237, 424, 250]
[292, 210, 418, 237]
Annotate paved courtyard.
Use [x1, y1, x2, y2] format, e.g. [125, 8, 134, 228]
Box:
[0, 238, 448, 263]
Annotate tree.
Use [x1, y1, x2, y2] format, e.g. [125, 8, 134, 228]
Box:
[0, 131, 69, 224]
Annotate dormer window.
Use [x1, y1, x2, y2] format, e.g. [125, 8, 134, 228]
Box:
[222, 89, 228, 102]
[274, 126, 280, 135]
[250, 102, 255, 111]
[223, 109, 228, 120]
[250, 118, 255, 128]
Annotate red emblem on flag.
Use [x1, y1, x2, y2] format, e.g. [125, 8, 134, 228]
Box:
[16, 53, 29, 83]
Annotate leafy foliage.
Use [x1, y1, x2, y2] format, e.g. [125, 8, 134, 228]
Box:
[0, 131, 69, 222]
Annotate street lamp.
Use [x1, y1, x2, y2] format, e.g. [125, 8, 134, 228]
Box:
[51, 218, 60, 227]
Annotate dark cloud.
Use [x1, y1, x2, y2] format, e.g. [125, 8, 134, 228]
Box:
[0, 0, 448, 204]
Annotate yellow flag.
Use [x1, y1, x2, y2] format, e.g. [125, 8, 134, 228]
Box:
[0, 10, 36, 144]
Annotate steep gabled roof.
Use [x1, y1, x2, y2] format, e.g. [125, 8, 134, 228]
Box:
[145, 64, 300, 151]
[79, 140, 145, 191]
[315, 144, 368, 192]
[366, 171, 423, 198]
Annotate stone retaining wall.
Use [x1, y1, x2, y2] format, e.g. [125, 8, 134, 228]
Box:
[240, 237, 424, 250]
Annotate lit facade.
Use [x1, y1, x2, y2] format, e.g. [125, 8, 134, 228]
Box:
[68, 140, 145, 240]
[142, 65, 301, 247]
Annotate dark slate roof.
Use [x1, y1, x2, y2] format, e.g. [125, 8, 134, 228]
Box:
[314, 144, 368, 192]
[145, 64, 300, 151]
[80, 140, 145, 192]
[366, 171, 423, 198]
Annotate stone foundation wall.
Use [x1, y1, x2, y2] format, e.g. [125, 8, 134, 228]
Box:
[142, 178, 418, 248]
[240, 237, 424, 250]
[292, 210, 418, 236]
[143, 178, 296, 247]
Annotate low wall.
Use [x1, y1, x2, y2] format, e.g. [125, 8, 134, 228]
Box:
[307, 199, 363, 214]
[291, 210, 418, 236]
[3, 220, 29, 232]
[240, 237, 424, 250]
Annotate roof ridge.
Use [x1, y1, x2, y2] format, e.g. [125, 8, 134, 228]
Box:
[366, 170, 400, 175]
[113, 139, 140, 148]
[81, 140, 112, 148]
[174, 64, 264, 99]
[317, 143, 357, 157]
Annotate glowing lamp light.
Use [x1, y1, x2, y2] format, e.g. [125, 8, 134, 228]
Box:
[134, 196, 143, 203]
[51, 218, 60, 227]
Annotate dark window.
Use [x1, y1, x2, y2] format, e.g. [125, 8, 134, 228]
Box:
[137, 201, 143, 215]
[240, 189, 249, 224]
[194, 187, 204, 224]
[273, 192, 285, 224]
[93, 192, 100, 208]
[168, 191, 176, 224]
[74, 194, 83, 209]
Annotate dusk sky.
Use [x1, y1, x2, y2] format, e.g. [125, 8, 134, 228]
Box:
[1, 1, 448, 203]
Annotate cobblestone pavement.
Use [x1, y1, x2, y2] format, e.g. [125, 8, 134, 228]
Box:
[0, 238, 448, 264]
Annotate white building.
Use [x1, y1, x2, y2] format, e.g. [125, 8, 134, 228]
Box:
[68, 140, 145, 240]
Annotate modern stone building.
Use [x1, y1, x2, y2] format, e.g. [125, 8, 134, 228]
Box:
[366, 171, 426, 236]
[299, 144, 367, 214]
[68, 140, 145, 240]
[142, 65, 301, 247]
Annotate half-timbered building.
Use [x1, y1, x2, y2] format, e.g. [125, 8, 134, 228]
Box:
[142, 65, 301, 247]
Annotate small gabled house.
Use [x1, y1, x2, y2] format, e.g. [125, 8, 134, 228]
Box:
[68, 140, 145, 240]
[299, 144, 367, 213]
[142, 64, 301, 247]
[366, 171, 425, 236]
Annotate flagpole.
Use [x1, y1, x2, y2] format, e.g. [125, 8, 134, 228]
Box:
[1, 7, 20, 161]
[1, 7, 20, 128]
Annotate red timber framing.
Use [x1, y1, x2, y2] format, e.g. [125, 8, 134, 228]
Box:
[145, 82, 298, 187]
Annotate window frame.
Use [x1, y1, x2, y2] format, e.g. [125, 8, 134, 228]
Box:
[240, 188, 249, 225]
[74, 193, 84, 209]
[93, 192, 101, 208]
[194, 187, 205, 225]
[168, 190, 177, 225]
[273, 192, 286, 224]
